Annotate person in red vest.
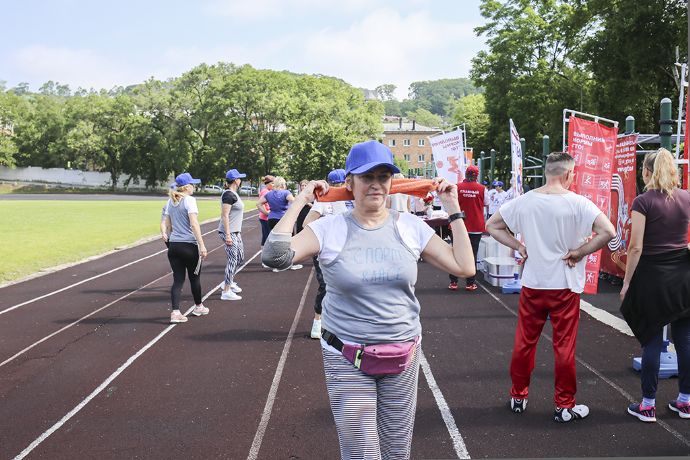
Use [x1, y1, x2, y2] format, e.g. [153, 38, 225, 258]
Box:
[448, 165, 486, 291]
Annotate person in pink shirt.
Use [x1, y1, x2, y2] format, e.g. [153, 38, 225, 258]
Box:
[258, 175, 275, 248]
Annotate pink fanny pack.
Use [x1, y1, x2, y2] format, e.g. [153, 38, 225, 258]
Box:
[340, 337, 419, 376]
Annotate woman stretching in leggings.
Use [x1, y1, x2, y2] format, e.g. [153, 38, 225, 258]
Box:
[161, 173, 209, 323]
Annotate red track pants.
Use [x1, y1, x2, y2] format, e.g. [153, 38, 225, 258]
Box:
[510, 286, 580, 408]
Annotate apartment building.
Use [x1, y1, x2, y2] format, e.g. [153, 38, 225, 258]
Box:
[382, 117, 439, 177]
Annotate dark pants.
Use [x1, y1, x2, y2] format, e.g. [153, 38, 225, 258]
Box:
[510, 287, 580, 408]
[449, 232, 482, 285]
[167, 242, 202, 310]
[314, 256, 326, 315]
[640, 316, 690, 399]
[268, 218, 280, 231]
[260, 219, 270, 246]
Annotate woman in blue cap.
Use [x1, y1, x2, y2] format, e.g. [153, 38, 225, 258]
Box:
[262, 140, 475, 459]
[161, 173, 209, 323]
[219, 169, 246, 301]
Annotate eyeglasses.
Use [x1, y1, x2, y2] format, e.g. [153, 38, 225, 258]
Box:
[357, 172, 392, 184]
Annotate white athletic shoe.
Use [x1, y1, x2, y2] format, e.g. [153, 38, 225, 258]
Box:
[554, 404, 589, 422]
[230, 282, 242, 293]
[220, 290, 242, 301]
[191, 304, 210, 316]
[290, 264, 303, 270]
[170, 310, 188, 323]
[310, 319, 322, 339]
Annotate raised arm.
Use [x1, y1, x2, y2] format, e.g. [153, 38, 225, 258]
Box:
[262, 181, 328, 270]
[421, 179, 476, 277]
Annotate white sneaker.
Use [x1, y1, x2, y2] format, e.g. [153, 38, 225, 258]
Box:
[290, 264, 303, 270]
[170, 310, 188, 323]
[230, 282, 242, 293]
[554, 404, 589, 422]
[272, 268, 280, 273]
[310, 319, 322, 339]
[262, 263, 270, 269]
[191, 304, 209, 316]
[220, 290, 242, 301]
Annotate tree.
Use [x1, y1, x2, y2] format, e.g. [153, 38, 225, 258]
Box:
[581, 0, 687, 135]
[451, 94, 490, 153]
[375, 84, 397, 101]
[404, 108, 443, 129]
[408, 78, 483, 116]
[471, 0, 592, 176]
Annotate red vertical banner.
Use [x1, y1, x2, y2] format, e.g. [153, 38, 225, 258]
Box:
[601, 133, 638, 278]
[685, 87, 690, 243]
[567, 116, 619, 294]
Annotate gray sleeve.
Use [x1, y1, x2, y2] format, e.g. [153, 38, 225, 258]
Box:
[261, 232, 295, 270]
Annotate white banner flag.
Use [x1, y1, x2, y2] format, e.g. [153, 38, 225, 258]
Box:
[430, 129, 466, 184]
[509, 119, 523, 196]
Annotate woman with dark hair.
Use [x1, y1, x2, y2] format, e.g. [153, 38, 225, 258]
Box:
[621, 148, 690, 422]
[218, 169, 246, 301]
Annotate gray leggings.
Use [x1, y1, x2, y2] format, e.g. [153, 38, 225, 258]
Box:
[321, 345, 421, 460]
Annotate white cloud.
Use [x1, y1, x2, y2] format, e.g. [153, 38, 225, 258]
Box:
[10, 45, 141, 90]
[299, 9, 482, 98]
[203, 0, 375, 20]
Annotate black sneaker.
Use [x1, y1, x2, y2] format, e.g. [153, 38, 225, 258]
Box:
[668, 400, 690, 419]
[554, 404, 589, 422]
[627, 402, 656, 422]
[510, 397, 528, 413]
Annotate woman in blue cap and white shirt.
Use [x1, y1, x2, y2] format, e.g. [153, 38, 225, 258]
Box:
[219, 169, 246, 301]
[262, 140, 475, 460]
[161, 173, 209, 323]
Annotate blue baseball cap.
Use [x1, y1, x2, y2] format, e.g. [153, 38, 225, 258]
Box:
[174, 172, 201, 187]
[492, 180, 504, 187]
[345, 140, 401, 175]
[327, 169, 346, 184]
[225, 169, 246, 180]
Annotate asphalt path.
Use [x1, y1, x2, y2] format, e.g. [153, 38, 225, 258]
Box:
[1, 210, 689, 459]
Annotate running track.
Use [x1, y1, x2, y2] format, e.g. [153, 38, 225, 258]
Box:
[1, 210, 689, 459]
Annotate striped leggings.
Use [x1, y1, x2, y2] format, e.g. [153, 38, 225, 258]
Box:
[321, 345, 421, 460]
[219, 232, 244, 286]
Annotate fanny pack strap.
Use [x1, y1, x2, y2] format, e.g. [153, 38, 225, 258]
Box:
[322, 329, 345, 352]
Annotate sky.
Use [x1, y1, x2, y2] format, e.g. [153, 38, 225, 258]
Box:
[0, 0, 488, 100]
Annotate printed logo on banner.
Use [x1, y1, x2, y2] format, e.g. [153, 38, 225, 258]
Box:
[602, 159, 612, 172]
[596, 195, 609, 210]
[585, 154, 598, 169]
[587, 253, 599, 264]
[581, 172, 594, 187]
[598, 176, 610, 190]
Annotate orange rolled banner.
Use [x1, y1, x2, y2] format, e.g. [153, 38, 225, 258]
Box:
[317, 178, 437, 202]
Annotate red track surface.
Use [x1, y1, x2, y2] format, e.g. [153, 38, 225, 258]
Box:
[1, 211, 689, 459]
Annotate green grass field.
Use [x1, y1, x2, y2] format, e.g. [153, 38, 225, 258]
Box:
[0, 199, 256, 283]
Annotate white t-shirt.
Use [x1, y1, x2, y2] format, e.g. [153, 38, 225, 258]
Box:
[311, 200, 352, 216]
[488, 189, 508, 215]
[388, 193, 409, 212]
[499, 191, 601, 293]
[308, 212, 435, 265]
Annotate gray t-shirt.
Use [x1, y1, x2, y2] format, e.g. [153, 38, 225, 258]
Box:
[163, 195, 199, 244]
[218, 189, 245, 234]
[316, 210, 423, 344]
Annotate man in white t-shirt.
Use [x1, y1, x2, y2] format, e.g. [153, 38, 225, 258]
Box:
[302, 169, 353, 339]
[486, 152, 615, 423]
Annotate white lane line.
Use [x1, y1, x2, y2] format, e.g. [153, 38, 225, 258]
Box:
[0, 213, 258, 316]
[247, 268, 314, 460]
[0, 238, 238, 369]
[477, 282, 690, 449]
[420, 350, 471, 459]
[13, 250, 262, 460]
[579, 299, 633, 336]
